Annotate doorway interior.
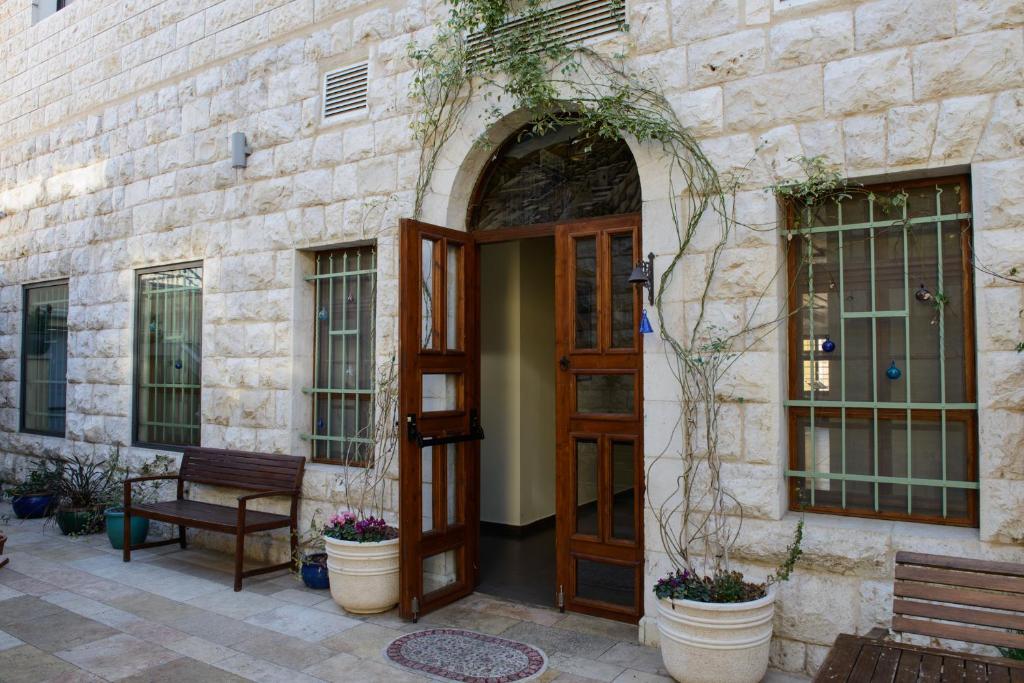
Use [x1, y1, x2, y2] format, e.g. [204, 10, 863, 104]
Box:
[477, 237, 557, 607]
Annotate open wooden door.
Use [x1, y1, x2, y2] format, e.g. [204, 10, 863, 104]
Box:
[555, 214, 644, 623]
[398, 219, 481, 622]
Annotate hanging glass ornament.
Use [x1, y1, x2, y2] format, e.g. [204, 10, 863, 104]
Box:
[886, 360, 902, 380]
[316, 418, 325, 431]
[173, 359, 183, 370]
[639, 308, 653, 334]
[149, 321, 157, 332]
[821, 336, 836, 353]
[915, 283, 933, 303]
[317, 308, 328, 321]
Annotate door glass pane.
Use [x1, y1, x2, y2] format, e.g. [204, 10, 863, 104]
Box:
[575, 236, 597, 349]
[421, 238, 436, 349]
[446, 443, 459, 525]
[576, 559, 634, 607]
[422, 446, 434, 532]
[610, 234, 634, 348]
[423, 549, 459, 596]
[576, 374, 634, 414]
[611, 441, 635, 541]
[422, 373, 460, 412]
[446, 243, 462, 351]
[575, 439, 599, 536]
[22, 283, 68, 435]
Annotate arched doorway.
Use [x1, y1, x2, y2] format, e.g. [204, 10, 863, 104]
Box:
[398, 123, 645, 624]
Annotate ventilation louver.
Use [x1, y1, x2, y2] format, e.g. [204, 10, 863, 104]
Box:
[323, 62, 369, 119]
[467, 0, 626, 62]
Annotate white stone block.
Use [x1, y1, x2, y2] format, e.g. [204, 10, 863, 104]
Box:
[687, 29, 766, 87]
[972, 160, 1024, 230]
[670, 0, 740, 42]
[854, 0, 955, 51]
[631, 0, 671, 54]
[956, 0, 1024, 34]
[824, 49, 912, 116]
[930, 95, 992, 165]
[843, 114, 886, 172]
[886, 104, 938, 167]
[724, 66, 823, 131]
[973, 89, 1024, 162]
[912, 30, 1024, 100]
[769, 11, 853, 69]
[669, 87, 723, 136]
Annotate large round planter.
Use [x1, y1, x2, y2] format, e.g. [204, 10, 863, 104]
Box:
[300, 553, 330, 590]
[656, 586, 776, 683]
[56, 508, 104, 536]
[324, 535, 399, 614]
[11, 494, 53, 519]
[104, 508, 150, 550]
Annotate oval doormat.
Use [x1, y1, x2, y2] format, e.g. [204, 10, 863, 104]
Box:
[384, 628, 548, 682]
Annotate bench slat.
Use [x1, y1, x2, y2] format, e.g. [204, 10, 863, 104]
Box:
[180, 448, 305, 491]
[895, 581, 1024, 612]
[896, 565, 1024, 595]
[895, 599, 1024, 631]
[873, 645, 901, 682]
[850, 643, 883, 682]
[893, 616, 1024, 651]
[897, 553, 1024, 579]
[895, 650, 922, 683]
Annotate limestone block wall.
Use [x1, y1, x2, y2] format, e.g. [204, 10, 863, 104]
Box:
[0, 0, 1021, 676]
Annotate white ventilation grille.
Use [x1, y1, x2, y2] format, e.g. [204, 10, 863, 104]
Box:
[467, 0, 626, 61]
[323, 62, 369, 119]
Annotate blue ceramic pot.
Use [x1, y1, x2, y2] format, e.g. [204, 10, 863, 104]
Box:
[11, 494, 54, 519]
[104, 507, 149, 549]
[301, 553, 330, 589]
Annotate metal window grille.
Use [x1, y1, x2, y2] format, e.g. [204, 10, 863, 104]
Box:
[303, 246, 377, 465]
[785, 179, 977, 525]
[134, 265, 203, 448]
[21, 281, 68, 436]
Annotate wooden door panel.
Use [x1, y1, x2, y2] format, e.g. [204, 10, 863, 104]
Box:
[555, 215, 644, 623]
[399, 218, 480, 621]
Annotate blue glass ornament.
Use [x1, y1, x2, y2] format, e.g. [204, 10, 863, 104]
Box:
[316, 418, 325, 431]
[886, 360, 902, 380]
[149, 321, 157, 332]
[317, 308, 328, 321]
[173, 359, 183, 370]
[821, 336, 836, 353]
[639, 308, 653, 334]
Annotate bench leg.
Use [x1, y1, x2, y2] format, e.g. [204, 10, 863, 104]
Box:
[234, 531, 245, 592]
[123, 508, 131, 563]
[179, 525, 187, 549]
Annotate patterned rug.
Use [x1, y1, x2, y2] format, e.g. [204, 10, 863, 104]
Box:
[384, 628, 548, 682]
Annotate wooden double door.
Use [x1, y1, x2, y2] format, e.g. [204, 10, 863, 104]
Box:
[398, 214, 644, 623]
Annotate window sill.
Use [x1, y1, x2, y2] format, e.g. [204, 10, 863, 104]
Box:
[786, 509, 980, 542]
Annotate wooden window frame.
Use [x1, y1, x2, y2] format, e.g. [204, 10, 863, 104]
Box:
[785, 175, 978, 526]
[20, 279, 69, 438]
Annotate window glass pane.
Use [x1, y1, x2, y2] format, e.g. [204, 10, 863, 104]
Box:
[422, 373, 460, 413]
[575, 439, 598, 536]
[423, 549, 459, 596]
[446, 244, 462, 351]
[22, 283, 68, 435]
[422, 446, 434, 532]
[446, 443, 459, 525]
[576, 374, 633, 414]
[576, 559, 634, 607]
[421, 238, 437, 349]
[611, 441, 635, 541]
[610, 234, 634, 348]
[312, 246, 376, 464]
[136, 266, 202, 447]
[574, 237, 597, 349]
[472, 124, 641, 231]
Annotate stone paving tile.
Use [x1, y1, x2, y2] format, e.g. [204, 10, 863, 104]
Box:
[107, 591, 207, 624]
[597, 641, 668, 675]
[71, 555, 224, 602]
[421, 602, 523, 634]
[232, 628, 337, 670]
[460, 593, 568, 626]
[502, 620, 619, 659]
[557, 613, 640, 641]
[3, 607, 119, 652]
[319, 621, 407, 659]
[214, 652, 324, 683]
[271, 586, 332, 605]
[184, 585, 288, 619]
[244, 602, 361, 642]
[0, 595, 64, 626]
[119, 656, 251, 682]
[45, 669, 108, 682]
[0, 644, 79, 683]
[0, 583, 23, 601]
[611, 670, 674, 682]
[0, 629, 24, 652]
[55, 633, 182, 680]
[307, 654, 427, 683]
[170, 609, 273, 646]
[164, 635, 238, 665]
[548, 652, 628, 682]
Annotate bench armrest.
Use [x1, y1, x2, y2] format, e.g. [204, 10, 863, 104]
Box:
[237, 489, 297, 503]
[124, 474, 180, 484]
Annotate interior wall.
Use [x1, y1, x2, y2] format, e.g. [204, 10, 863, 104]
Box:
[480, 238, 556, 527]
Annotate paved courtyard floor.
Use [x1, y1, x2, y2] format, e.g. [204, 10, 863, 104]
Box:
[0, 504, 807, 682]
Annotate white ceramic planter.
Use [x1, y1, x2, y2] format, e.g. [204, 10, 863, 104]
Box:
[656, 586, 776, 683]
[324, 534, 400, 614]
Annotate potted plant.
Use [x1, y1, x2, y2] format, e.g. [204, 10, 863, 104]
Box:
[104, 453, 174, 549]
[52, 454, 120, 536]
[292, 510, 330, 590]
[6, 459, 63, 519]
[323, 511, 399, 613]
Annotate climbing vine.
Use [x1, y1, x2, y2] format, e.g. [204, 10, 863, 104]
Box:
[407, 0, 799, 580]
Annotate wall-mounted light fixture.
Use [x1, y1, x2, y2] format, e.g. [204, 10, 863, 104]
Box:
[629, 252, 655, 306]
[230, 132, 251, 168]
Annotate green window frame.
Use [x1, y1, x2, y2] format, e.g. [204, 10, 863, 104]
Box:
[133, 263, 203, 449]
[21, 280, 69, 436]
[786, 176, 978, 526]
[303, 246, 377, 465]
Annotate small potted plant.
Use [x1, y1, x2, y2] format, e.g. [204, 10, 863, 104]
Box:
[6, 459, 63, 519]
[52, 454, 119, 536]
[104, 453, 174, 549]
[293, 510, 330, 590]
[323, 511, 399, 613]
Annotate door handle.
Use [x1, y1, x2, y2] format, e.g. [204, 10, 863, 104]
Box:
[559, 356, 570, 371]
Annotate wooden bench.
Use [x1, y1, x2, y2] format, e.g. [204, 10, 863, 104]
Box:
[816, 552, 1024, 682]
[122, 447, 305, 591]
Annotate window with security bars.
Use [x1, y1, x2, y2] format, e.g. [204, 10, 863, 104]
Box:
[21, 281, 68, 436]
[134, 264, 202, 448]
[306, 246, 376, 465]
[786, 177, 977, 526]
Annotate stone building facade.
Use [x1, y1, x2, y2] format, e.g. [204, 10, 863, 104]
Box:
[0, 0, 1022, 676]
